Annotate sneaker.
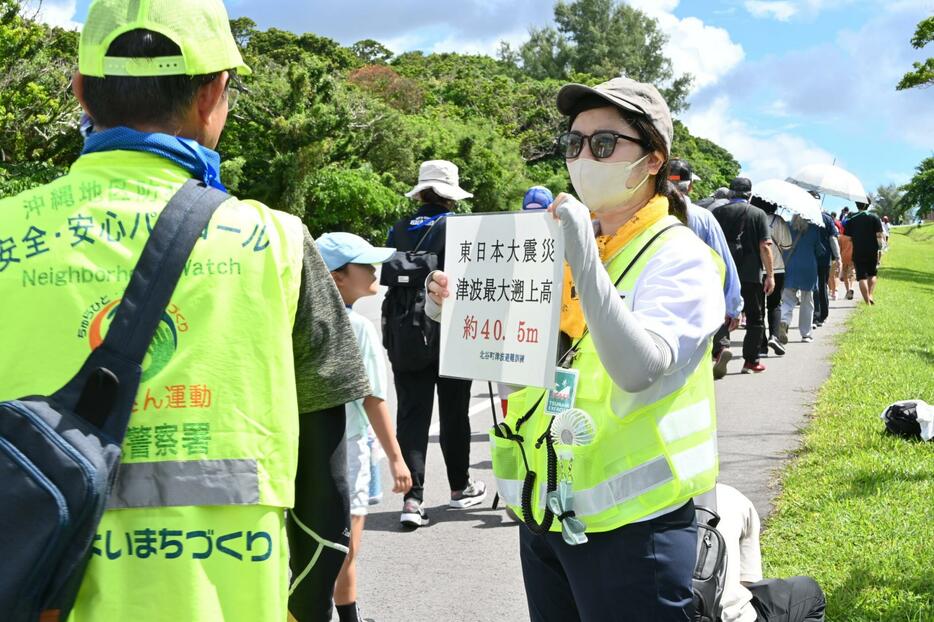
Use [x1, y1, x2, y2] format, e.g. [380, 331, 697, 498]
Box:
[802, 335, 814, 343]
[767, 336, 786, 356]
[846, 289, 854, 300]
[741, 362, 766, 374]
[450, 479, 487, 509]
[400, 499, 429, 529]
[777, 322, 789, 345]
[712, 350, 732, 380]
[812, 323, 818, 330]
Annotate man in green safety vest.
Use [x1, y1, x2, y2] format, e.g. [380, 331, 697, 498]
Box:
[0, 1, 370, 620]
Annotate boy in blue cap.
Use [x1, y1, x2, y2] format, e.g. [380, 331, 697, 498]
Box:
[317, 232, 413, 622]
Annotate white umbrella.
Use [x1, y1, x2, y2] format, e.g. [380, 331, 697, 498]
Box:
[752, 178, 824, 225]
[787, 163, 868, 203]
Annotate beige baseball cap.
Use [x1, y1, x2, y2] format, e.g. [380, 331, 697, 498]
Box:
[557, 76, 673, 154]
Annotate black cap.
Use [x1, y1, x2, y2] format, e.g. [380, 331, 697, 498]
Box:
[730, 177, 752, 193]
[669, 159, 693, 183]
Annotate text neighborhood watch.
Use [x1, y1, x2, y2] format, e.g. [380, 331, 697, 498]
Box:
[0, 151, 306, 618]
[492, 217, 719, 532]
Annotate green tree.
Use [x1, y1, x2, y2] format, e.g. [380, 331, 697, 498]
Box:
[351, 39, 394, 64]
[671, 120, 741, 199]
[870, 183, 908, 224]
[901, 156, 934, 219]
[897, 16, 933, 91]
[518, 0, 692, 112]
[0, 0, 81, 197]
[229, 16, 258, 49]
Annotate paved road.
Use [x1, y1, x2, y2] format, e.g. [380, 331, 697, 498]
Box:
[345, 282, 856, 622]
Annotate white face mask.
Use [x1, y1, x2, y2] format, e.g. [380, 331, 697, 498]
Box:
[566, 153, 651, 213]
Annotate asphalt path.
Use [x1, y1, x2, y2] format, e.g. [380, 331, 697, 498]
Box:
[343, 280, 856, 622]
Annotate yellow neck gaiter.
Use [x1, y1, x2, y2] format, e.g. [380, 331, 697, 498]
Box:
[560, 195, 670, 339]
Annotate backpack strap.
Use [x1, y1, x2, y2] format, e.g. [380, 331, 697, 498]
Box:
[413, 214, 446, 252]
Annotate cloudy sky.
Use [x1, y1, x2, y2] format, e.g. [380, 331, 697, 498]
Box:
[39, 0, 933, 204]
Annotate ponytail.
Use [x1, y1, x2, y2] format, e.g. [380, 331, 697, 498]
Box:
[661, 178, 688, 224]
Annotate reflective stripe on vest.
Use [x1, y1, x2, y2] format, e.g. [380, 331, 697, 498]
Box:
[492, 216, 722, 533]
[494, 401, 718, 517]
[107, 459, 259, 509]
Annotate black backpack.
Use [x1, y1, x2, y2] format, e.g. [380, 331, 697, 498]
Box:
[882, 401, 928, 440]
[693, 506, 728, 622]
[0, 181, 227, 621]
[726, 204, 750, 264]
[380, 215, 444, 372]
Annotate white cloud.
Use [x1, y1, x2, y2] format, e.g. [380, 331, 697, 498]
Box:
[883, 170, 912, 185]
[25, 0, 80, 30]
[624, 0, 680, 16]
[655, 15, 745, 90]
[428, 28, 529, 57]
[682, 95, 835, 184]
[705, 2, 934, 150]
[744, 1, 798, 21]
[623, 1, 745, 91]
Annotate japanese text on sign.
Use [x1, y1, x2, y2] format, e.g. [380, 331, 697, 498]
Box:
[440, 211, 564, 389]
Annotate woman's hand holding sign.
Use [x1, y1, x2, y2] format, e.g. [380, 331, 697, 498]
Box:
[427, 270, 450, 307]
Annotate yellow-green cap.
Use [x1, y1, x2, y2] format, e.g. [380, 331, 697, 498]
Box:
[79, 0, 251, 78]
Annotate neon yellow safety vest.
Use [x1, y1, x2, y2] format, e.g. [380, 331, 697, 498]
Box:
[492, 216, 720, 533]
[0, 151, 305, 621]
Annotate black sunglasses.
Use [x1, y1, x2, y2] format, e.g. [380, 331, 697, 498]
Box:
[557, 130, 646, 160]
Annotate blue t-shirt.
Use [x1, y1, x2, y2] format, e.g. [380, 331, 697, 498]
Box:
[783, 224, 821, 291]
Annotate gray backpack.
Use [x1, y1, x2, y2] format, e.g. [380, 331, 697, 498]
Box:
[0, 180, 228, 621]
[693, 506, 728, 622]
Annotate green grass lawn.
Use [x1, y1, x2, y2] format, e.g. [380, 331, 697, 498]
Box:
[760, 224, 934, 621]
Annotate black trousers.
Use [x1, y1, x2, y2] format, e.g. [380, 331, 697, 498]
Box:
[393, 362, 472, 502]
[741, 280, 766, 364]
[288, 405, 350, 622]
[748, 576, 826, 622]
[815, 260, 831, 323]
[712, 321, 731, 358]
[520, 501, 696, 622]
[767, 272, 785, 338]
[760, 272, 785, 350]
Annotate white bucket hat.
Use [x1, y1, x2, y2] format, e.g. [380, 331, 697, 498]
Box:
[405, 160, 473, 202]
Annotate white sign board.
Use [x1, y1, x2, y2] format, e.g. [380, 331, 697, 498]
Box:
[439, 212, 565, 389]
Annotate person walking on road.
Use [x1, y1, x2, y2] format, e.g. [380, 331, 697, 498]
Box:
[837, 208, 856, 300]
[750, 196, 790, 356]
[843, 201, 884, 305]
[671, 159, 743, 378]
[318, 232, 413, 622]
[714, 178, 775, 374]
[813, 210, 839, 326]
[429, 76, 724, 622]
[383, 161, 487, 530]
[779, 216, 822, 343]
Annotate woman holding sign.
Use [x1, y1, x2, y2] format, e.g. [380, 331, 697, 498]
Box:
[427, 76, 724, 621]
